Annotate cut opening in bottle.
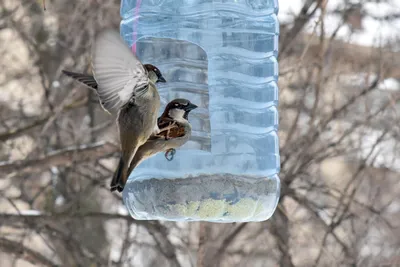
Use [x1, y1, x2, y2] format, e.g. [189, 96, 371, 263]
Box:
[135, 37, 211, 152]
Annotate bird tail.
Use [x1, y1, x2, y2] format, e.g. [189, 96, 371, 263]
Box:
[110, 158, 128, 192]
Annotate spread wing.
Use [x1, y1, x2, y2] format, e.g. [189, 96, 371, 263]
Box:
[91, 30, 149, 114]
[62, 70, 98, 90]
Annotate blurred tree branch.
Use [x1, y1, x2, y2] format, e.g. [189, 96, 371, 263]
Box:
[0, 141, 117, 175]
[1, 0, 399, 266]
[280, 0, 320, 56]
[0, 237, 58, 267]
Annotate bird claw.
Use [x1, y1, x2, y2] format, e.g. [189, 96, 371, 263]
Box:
[165, 149, 176, 161]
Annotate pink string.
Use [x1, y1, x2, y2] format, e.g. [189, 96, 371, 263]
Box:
[131, 0, 142, 54]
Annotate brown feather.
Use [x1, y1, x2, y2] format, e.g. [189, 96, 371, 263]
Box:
[156, 117, 186, 140]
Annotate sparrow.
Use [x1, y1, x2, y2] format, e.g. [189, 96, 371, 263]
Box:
[118, 98, 198, 192]
[61, 29, 166, 192]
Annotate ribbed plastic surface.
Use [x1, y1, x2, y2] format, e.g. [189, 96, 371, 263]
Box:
[120, 0, 280, 222]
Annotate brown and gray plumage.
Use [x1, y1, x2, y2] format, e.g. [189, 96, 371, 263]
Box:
[124, 99, 198, 188]
[62, 29, 166, 192]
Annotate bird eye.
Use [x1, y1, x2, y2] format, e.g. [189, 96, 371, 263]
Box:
[174, 103, 179, 107]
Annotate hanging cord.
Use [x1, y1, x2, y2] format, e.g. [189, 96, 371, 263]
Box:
[131, 0, 143, 54]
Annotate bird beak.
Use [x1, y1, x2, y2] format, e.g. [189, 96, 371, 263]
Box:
[158, 76, 166, 83]
[184, 103, 198, 111]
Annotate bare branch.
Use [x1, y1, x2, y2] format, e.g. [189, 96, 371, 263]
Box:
[0, 142, 118, 175]
[197, 222, 207, 267]
[280, 0, 320, 56]
[0, 237, 58, 267]
[212, 223, 248, 265]
[147, 222, 182, 267]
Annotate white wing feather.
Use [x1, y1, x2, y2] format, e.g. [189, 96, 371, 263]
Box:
[91, 30, 149, 114]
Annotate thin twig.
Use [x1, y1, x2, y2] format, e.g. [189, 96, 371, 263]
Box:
[0, 141, 118, 175]
[0, 237, 58, 267]
[197, 222, 207, 267]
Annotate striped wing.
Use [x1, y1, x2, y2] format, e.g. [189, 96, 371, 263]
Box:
[91, 30, 149, 114]
[62, 70, 98, 90]
[151, 117, 186, 140]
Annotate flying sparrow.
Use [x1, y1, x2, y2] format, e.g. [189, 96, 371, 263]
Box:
[117, 98, 198, 192]
[62, 29, 166, 192]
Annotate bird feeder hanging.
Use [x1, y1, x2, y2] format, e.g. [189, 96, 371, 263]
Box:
[120, 0, 280, 222]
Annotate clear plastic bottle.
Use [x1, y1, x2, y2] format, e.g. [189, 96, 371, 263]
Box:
[120, 0, 280, 222]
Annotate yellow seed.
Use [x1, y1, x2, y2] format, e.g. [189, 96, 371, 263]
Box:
[226, 198, 256, 219]
[197, 199, 226, 219]
[170, 198, 265, 220]
[174, 201, 200, 217]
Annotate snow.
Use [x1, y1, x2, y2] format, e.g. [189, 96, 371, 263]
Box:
[378, 78, 400, 91]
[117, 204, 129, 216]
[278, 1, 304, 24]
[337, 73, 395, 90]
[359, 128, 400, 171]
[278, 0, 400, 48]
[52, 80, 60, 88]
[50, 166, 59, 175]
[386, 201, 400, 214]
[278, 0, 400, 171]
[19, 210, 41, 215]
[55, 196, 65, 206]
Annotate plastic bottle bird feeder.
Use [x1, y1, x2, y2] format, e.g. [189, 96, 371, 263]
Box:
[120, 0, 280, 222]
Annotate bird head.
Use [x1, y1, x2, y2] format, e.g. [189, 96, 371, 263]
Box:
[144, 64, 166, 83]
[164, 99, 198, 121]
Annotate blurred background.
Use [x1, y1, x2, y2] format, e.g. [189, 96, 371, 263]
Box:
[0, 0, 399, 266]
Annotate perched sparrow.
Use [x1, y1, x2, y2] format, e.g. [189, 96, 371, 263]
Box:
[62, 29, 166, 192]
[119, 99, 198, 191]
